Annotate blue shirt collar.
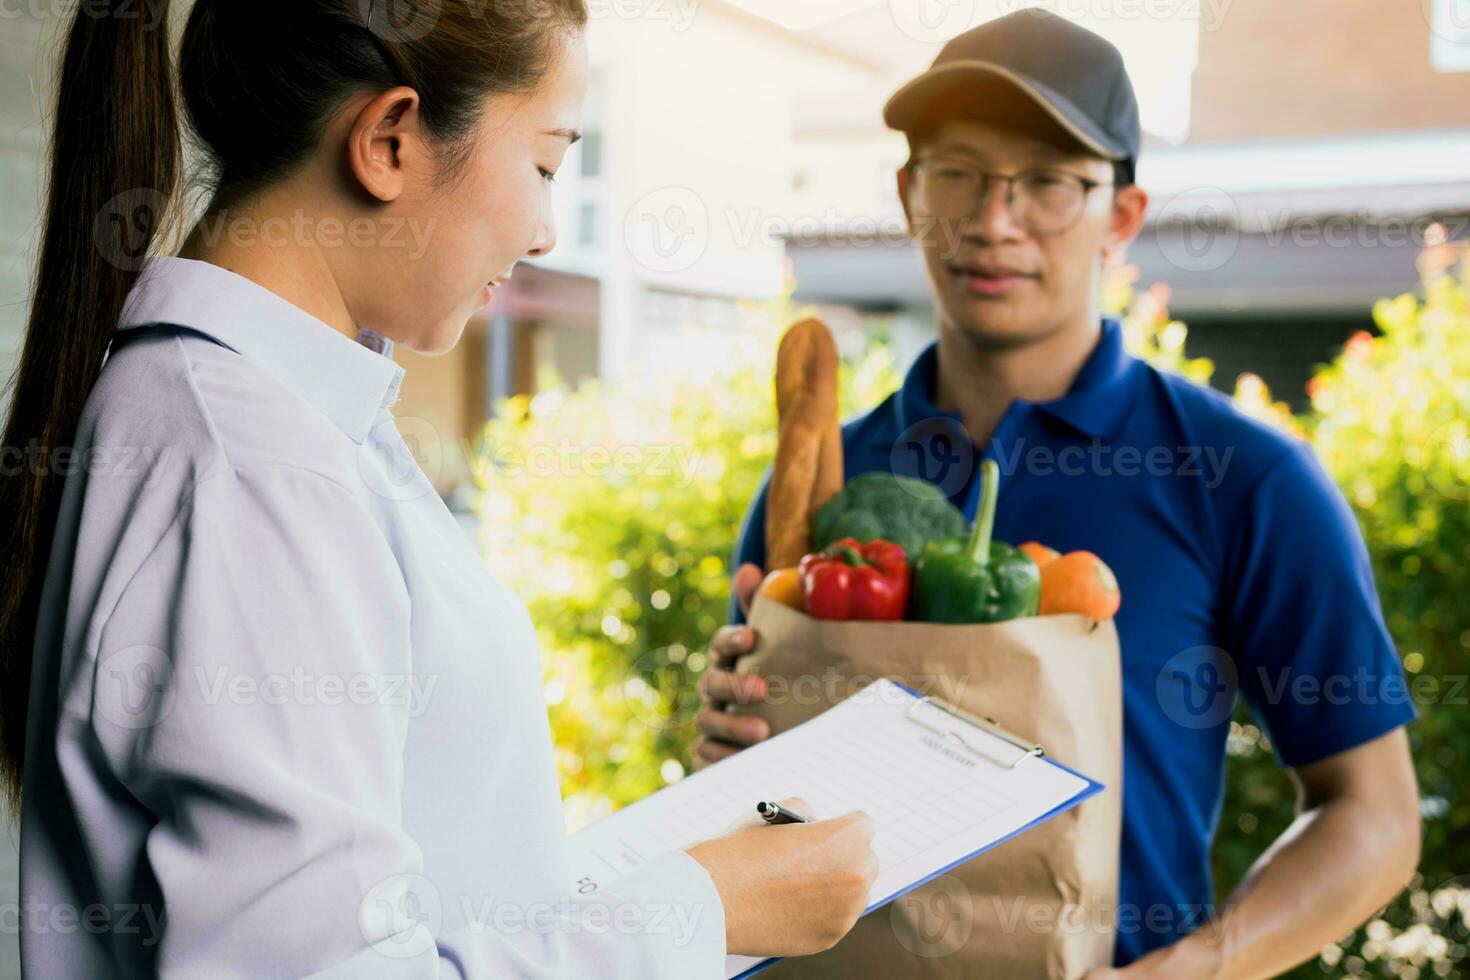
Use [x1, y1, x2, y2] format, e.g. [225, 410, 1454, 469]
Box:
[116, 257, 405, 444]
[896, 316, 1144, 441]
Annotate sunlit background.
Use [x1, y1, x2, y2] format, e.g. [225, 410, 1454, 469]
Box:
[2, 2, 1468, 977]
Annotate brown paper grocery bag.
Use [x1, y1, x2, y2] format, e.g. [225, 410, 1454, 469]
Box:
[730, 595, 1123, 979]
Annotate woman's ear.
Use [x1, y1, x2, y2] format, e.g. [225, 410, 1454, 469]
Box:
[346, 86, 426, 203]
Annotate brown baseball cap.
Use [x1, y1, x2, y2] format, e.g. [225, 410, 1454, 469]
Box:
[884, 10, 1142, 181]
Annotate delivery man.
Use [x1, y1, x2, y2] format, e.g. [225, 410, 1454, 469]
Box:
[694, 10, 1421, 978]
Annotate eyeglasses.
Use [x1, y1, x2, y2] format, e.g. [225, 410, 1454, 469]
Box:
[907, 157, 1111, 235]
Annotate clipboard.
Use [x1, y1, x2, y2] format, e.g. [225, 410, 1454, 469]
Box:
[564, 678, 1104, 979]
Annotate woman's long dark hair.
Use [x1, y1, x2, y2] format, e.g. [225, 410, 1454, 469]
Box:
[0, 0, 587, 810]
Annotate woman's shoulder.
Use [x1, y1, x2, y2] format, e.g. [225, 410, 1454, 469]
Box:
[86, 328, 365, 494]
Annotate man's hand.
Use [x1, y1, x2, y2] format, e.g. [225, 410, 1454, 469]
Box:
[693, 564, 772, 770]
[1081, 932, 1223, 979]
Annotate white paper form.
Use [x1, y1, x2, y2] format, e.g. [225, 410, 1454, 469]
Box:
[564, 678, 1102, 978]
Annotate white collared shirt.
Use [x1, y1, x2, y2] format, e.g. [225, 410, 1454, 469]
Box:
[20, 257, 725, 978]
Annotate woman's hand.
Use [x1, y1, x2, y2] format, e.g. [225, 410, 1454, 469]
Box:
[693, 564, 771, 770]
[686, 798, 879, 957]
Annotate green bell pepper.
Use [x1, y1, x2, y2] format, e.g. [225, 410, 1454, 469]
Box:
[912, 459, 1040, 624]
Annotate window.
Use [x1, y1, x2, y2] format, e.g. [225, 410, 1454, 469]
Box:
[580, 131, 603, 178]
[578, 202, 598, 247]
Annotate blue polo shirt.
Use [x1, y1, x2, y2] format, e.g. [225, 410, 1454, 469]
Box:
[730, 316, 1416, 965]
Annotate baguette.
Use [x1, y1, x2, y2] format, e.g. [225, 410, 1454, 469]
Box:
[766, 318, 844, 570]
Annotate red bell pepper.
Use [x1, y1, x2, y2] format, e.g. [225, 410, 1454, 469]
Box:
[798, 537, 911, 621]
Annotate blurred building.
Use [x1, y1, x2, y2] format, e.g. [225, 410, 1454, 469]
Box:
[785, 0, 1470, 405]
[403, 0, 1470, 470]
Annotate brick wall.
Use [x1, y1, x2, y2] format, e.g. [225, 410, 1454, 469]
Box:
[1190, 0, 1470, 141]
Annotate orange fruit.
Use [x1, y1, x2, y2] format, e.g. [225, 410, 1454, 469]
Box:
[1019, 541, 1061, 569]
[1039, 551, 1120, 620]
[758, 566, 805, 611]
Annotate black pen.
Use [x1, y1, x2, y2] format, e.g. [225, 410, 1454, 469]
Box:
[756, 800, 808, 825]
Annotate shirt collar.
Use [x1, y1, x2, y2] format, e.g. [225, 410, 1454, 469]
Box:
[116, 257, 405, 444]
[896, 316, 1145, 441]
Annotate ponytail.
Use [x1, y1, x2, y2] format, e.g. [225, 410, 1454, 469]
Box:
[0, 0, 180, 809]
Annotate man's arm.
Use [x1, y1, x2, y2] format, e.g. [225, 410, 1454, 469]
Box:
[1092, 727, 1420, 979]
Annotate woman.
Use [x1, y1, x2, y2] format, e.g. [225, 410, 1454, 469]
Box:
[0, 1, 877, 975]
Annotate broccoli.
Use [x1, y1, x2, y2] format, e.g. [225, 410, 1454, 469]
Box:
[811, 472, 969, 559]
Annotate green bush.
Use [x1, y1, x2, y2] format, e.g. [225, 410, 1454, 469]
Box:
[471, 290, 899, 830]
[471, 253, 1467, 977]
[1213, 243, 1469, 979]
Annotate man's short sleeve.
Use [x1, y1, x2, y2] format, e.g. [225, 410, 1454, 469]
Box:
[1227, 442, 1417, 768]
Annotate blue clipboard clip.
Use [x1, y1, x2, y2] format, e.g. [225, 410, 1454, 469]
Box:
[904, 692, 1046, 770]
